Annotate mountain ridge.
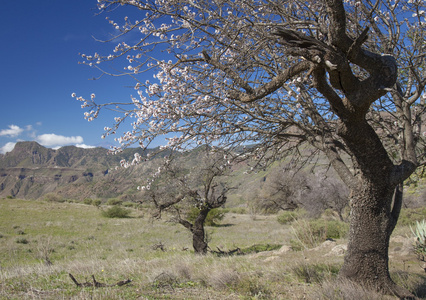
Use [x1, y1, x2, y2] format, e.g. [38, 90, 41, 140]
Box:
[0, 141, 153, 199]
[1, 141, 424, 210]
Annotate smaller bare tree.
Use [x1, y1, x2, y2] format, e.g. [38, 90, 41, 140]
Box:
[303, 171, 349, 221]
[143, 149, 231, 254]
[257, 167, 306, 213]
[259, 166, 348, 220]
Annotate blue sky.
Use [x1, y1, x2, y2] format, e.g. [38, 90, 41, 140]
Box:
[0, 1, 141, 154]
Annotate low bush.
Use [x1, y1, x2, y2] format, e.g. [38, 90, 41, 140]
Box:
[44, 193, 65, 203]
[83, 198, 93, 205]
[101, 206, 131, 218]
[290, 218, 349, 250]
[277, 211, 297, 225]
[92, 199, 102, 207]
[106, 198, 123, 206]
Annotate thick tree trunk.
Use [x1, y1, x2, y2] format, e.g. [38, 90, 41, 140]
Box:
[192, 208, 209, 254]
[339, 185, 413, 297]
[337, 121, 415, 298]
[176, 209, 208, 254]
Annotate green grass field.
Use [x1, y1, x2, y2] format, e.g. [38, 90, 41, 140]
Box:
[0, 198, 425, 299]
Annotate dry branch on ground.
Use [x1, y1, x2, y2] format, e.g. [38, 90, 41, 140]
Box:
[68, 273, 132, 288]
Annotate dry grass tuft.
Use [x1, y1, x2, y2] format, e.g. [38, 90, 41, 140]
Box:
[311, 278, 394, 300]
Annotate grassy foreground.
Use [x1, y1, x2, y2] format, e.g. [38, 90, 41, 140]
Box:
[0, 198, 425, 299]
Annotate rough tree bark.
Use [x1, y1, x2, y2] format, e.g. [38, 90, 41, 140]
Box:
[178, 207, 209, 254]
[336, 120, 412, 297]
[190, 208, 210, 254]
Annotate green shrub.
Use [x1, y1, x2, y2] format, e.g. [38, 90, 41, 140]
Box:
[44, 193, 65, 203]
[277, 211, 298, 225]
[290, 219, 349, 250]
[83, 198, 93, 205]
[320, 219, 349, 240]
[187, 208, 225, 226]
[92, 199, 102, 207]
[106, 198, 123, 206]
[101, 206, 131, 218]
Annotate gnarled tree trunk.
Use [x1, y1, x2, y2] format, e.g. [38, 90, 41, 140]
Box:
[337, 121, 414, 298]
[340, 185, 408, 296]
[191, 207, 209, 254]
[178, 207, 209, 254]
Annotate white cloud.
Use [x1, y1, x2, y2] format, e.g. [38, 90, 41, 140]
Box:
[76, 144, 96, 149]
[0, 142, 16, 154]
[0, 125, 24, 137]
[36, 134, 84, 147]
[52, 144, 96, 150]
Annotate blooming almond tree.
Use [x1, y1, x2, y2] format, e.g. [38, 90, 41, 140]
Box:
[74, 0, 426, 297]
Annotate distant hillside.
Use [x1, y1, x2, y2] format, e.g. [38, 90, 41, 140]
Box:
[0, 142, 270, 205]
[0, 141, 145, 169]
[2, 141, 423, 209]
[0, 141, 156, 200]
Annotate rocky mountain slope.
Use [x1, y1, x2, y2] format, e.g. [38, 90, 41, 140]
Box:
[0, 141, 153, 200]
[0, 141, 271, 206]
[2, 141, 424, 209]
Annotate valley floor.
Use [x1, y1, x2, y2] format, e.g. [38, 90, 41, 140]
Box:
[0, 198, 425, 299]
